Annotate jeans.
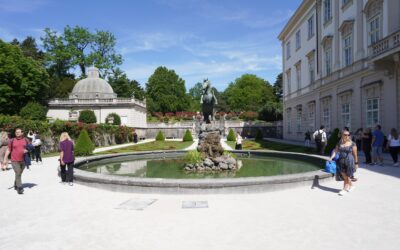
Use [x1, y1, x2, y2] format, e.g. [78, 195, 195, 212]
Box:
[316, 142, 326, 155]
[11, 161, 25, 188]
[60, 162, 74, 182]
[34, 145, 42, 162]
[389, 146, 400, 163]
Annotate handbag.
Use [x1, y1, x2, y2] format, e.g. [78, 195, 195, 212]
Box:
[325, 161, 336, 174]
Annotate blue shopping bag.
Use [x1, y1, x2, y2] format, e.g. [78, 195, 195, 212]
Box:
[325, 161, 336, 174]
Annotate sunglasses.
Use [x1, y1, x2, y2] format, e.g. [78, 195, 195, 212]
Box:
[343, 134, 350, 136]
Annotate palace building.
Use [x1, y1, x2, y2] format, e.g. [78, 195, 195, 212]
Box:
[47, 67, 147, 128]
[278, 0, 400, 140]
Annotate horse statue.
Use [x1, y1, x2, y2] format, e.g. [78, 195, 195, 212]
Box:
[200, 79, 218, 124]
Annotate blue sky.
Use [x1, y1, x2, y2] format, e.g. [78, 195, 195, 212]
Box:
[0, 0, 301, 91]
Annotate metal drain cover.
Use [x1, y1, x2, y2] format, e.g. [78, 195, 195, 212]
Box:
[115, 198, 157, 210]
[182, 201, 208, 209]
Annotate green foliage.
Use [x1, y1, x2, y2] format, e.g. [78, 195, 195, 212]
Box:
[78, 110, 97, 124]
[187, 82, 202, 111]
[0, 115, 49, 135]
[41, 26, 122, 78]
[155, 131, 165, 141]
[227, 129, 236, 141]
[224, 74, 274, 112]
[258, 101, 283, 122]
[146, 66, 189, 113]
[74, 129, 95, 156]
[255, 129, 263, 141]
[0, 39, 50, 115]
[184, 150, 203, 164]
[223, 151, 237, 159]
[48, 76, 76, 99]
[325, 128, 340, 155]
[108, 68, 145, 100]
[182, 130, 193, 142]
[20, 102, 47, 120]
[106, 113, 121, 125]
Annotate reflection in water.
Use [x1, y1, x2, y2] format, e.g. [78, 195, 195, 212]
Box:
[82, 156, 320, 179]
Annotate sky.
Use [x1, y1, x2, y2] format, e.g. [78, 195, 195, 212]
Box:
[0, 0, 301, 91]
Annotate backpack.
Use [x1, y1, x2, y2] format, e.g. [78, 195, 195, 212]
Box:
[315, 131, 322, 143]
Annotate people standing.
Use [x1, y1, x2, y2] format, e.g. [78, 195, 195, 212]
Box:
[371, 125, 384, 165]
[304, 131, 311, 147]
[2, 128, 30, 194]
[329, 129, 358, 196]
[0, 131, 9, 171]
[386, 128, 400, 166]
[362, 128, 373, 164]
[355, 128, 363, 150]
[32, 131, 42, 164]
[235, 131, 243, 150]
[313, 126, 327, 155]
[27, 130, 35, 162]
[59, 132, 75, 186]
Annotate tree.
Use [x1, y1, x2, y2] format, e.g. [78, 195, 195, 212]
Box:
[41, 25, 122, 78]
[0, 39, 50, 115]
[273, 73, 283, 101]
[182, 130, 193, 142]
[155, 131, 165, 141]
[146, 66, 189, 113]
[20, 36, 45, 62]
[108, 68, 145, 100]
[258, 101, 283, 122]
[20, 102, 47, 120]
[227, 129, 236, 142]
[224, 74, 274, 112]
[48, 76, 76, 99]
[188, 82, 202, 111]
[78, 110, 97, 124]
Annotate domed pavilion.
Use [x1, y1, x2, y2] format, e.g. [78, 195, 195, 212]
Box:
[47, 67, 147, 128]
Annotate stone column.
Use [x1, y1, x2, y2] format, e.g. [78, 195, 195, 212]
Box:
[356, 0, 365, 60]
[333, 0, 340, 70]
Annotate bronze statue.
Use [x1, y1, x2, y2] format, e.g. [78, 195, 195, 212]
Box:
[200, 79, 218, 124]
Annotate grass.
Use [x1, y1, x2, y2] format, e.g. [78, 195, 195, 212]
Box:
[227, 139, 313, 154]
[95, 141, 195, 155]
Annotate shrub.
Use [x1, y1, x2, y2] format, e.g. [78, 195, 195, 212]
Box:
[255, 129, 263, 141]
[105, 113, 121, 125]
[184, 150, 203, 164]
[223, 151, 237, 159]
[155, 131, 165, 141]
[78, 110, 97, 124]
[227, 128, 236, 141]
[19, 102, 47, 120]
[325, 128, 340, 155]
[239, 111, 258, 121]
[182, 130, 193, 142]
[74, 129, 95, 156]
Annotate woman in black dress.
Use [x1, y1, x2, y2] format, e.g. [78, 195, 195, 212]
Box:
[362, 128, 372, 164]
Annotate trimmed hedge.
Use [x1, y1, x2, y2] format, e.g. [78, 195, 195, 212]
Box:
[20, 102, 47, 121]
[182, 130, 193, 142]
[155, 131, 165, 141]
[106, 113, 121, 125]
[78, 110, 97, 124]
[74, 129, 95, 156]
[227, 128, 236, 141]
[325, 128, 340, 155]
[255, 129, 263, 141]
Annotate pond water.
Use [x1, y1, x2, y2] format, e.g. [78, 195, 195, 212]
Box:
[80, 156, 320, 179]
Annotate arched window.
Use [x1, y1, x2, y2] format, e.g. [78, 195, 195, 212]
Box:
[364, 0, 383, 45]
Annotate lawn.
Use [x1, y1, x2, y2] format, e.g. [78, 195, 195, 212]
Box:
[95, 141, 195, 154]
[227, 140, 313, 154]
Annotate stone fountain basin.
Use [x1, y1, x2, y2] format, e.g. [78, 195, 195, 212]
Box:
[74, 150, 333, 194]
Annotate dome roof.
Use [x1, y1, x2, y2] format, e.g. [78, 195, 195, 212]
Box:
[69, 67, 117, 99]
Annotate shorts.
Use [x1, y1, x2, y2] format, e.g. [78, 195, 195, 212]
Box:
[372, 146, 382, 157]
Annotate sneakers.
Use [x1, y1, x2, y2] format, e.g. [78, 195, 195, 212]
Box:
[338, 189, 347, 196]
[346, 185, 355, 192]
[394, 163, 399, 167]
[68, 182, 73, 186]
[17, 188, 24, 195]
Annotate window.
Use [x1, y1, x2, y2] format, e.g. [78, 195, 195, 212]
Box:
[343, 0, 350, 5]
[368, 16, 380, 45]
[366, 98, 379, 127]
[322, 107, 330, 129]
[325, 44, 332, 75]
[308, 16, 314, 39]
[297, 109, 302, 132]
[324, 0, 332, 23]
[286, 41, 291, 59]
[341, 103, 351, 130]
[296, 63, 301, 90]
[296, 30, 301, 50]
[308, 55, 315, 83]
[343, 34, 352, 67]
[286, 70, 292, 94]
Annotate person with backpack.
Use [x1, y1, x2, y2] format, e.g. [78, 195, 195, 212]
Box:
[2, 128, 31, 194]
[32, 131, 42, 164]
[313, 125, 327, 155]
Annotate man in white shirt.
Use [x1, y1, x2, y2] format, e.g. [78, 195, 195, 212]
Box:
[313, 125, 327, 155]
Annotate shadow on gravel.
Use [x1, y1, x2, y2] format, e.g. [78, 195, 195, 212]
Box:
[311, 175, 341, 193]
[361, 165, 400, 179]
[21, 183, 38, 189]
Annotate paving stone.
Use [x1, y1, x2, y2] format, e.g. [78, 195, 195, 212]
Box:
[182, 201, 208, 209]
[115, 198, 157, 210]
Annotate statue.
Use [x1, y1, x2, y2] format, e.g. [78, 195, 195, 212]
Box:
[200, 79, 218, 124]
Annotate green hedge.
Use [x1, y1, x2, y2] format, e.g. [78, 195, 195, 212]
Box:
[74, 129, 95, 156]
[155, 131, 165, 141]
[78, 110, 97, 124]
[227, 128, 236, 141]
[182, 130, 193, 142]
[106, 113, 121, 125]
[20, 102, 47, 121]
[255, 129, 263, 141]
